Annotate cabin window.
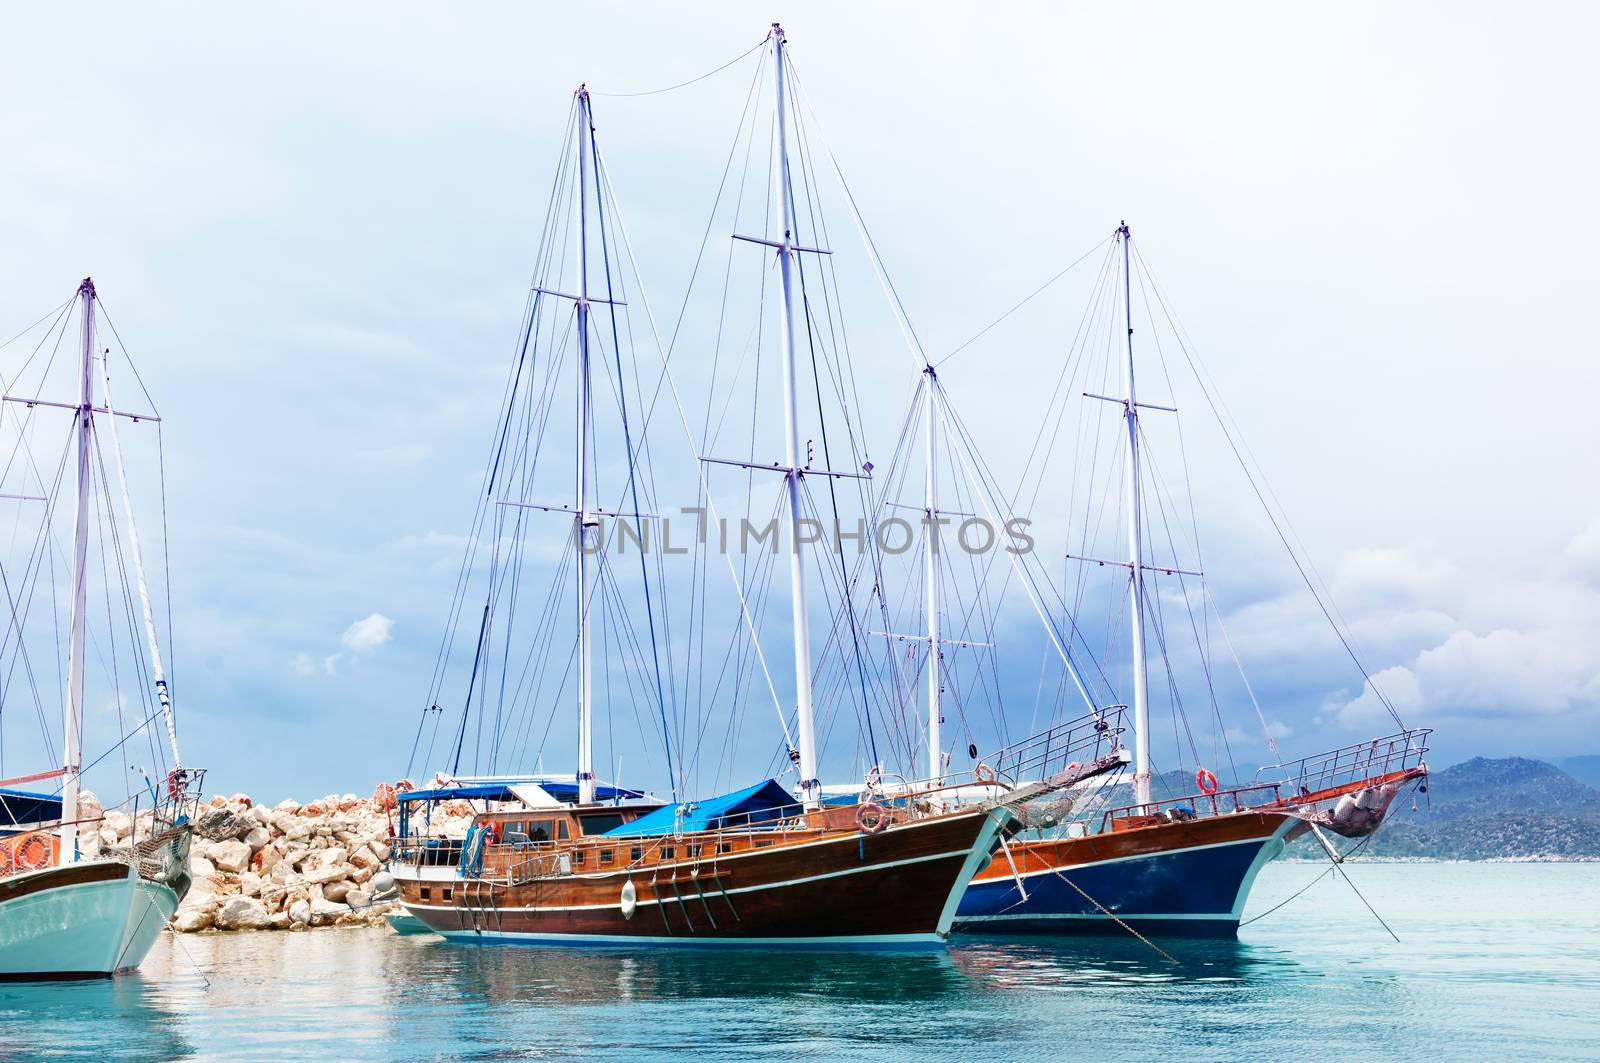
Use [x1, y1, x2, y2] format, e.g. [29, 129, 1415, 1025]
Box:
[599, 849, 615, 865]
[442, 888, 454, 902]
[572, 850, 585, 866]
[753, 839, 773, 849]
[577, 812, 630, 835]
[630, 846, 644, 862]
[525, 820, 555, 843]
[686, 844, 701, 858]
[420, 887, 431, 901]
[716, 842, 732, 854]
[659, 846, 675, 860]
[558, 821, 571, 840]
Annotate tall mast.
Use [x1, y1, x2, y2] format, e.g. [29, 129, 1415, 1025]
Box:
[574, 86, 597, 805]
[923, 367, 942, 784]
[1118, 223, 1152, 810]
[771, 24, 820, 809]
[60, 277, 95, 861]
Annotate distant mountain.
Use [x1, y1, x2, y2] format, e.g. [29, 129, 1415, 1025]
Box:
[1557, 755, 1600, 791]
[1292, 757, 1600, 861]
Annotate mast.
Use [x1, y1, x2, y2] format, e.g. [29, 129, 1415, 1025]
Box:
[923, 367, 942, 784]
[60, 277, 95, 861]
[1118, 223, 1152, 810]
[574, 85, 597, 806]
[771, 24, 820, 809]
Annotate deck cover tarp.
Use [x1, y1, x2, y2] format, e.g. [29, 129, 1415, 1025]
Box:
[0, 787, 62, 828]
[602, 779, 798, 837]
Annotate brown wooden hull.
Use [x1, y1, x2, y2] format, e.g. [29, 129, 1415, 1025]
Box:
[396, 806, 1004, 947]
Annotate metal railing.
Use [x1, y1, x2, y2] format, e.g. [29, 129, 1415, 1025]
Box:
[1260, 728, 1431, 798]
[982, 707, 1127, 788]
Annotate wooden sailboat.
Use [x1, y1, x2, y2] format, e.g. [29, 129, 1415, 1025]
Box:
[944, 226, 1431, 936]
[388, 27, 1051, 948]
[0, 278, 201, 978]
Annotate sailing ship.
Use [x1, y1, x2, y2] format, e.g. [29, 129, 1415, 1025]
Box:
[0, 278, 201, 978]
[386, 27, 1074, 948]
[931, 225, 1431, 936]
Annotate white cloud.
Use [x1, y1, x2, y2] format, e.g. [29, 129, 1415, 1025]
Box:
[290, 652, 316, 677]
[1327, 522, 1600, 729]
[340, 612, 394, 652]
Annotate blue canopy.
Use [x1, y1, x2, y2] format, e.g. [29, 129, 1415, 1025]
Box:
[0, 787, 62, 829]
[603, 779, 798, 837]
[396, 780, 646, 807]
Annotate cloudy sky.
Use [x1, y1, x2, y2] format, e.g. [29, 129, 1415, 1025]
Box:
[2, 2, 1597, 803]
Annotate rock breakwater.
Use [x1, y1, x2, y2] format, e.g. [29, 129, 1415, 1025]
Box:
[83, 785, 472, 932]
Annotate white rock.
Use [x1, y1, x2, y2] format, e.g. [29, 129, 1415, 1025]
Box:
[346, 889, 372, 908]
[105, 810, 133, 839]
[239, 872, 264, 898]
[173, 902, 217, 933]
[78, 790, 105, 822]
[349, 845, 380, 870]
[322, 881, 351, 903]
[303, 862, 351, 885]
[214, 895, 272, 931]
[211, 839, 251, 874]
[189, 856, 218, 878]
[244, 826, 272, 852]
[274, 799, 300, 813]
[310, 898, 344, 922]
[282, 821, 312, 842]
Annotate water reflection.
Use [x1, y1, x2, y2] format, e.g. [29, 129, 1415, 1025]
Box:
[0, 866, 1593, 1061]
[0, 974, 192, 1063]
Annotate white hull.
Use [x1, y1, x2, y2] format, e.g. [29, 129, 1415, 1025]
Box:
[0, 861, 178, 978]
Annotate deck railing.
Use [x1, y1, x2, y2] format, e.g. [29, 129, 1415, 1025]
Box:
[982, 707, 1127, 788]
[1261, 728, 1431, 798]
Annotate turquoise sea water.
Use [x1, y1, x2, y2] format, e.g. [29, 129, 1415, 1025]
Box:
[3, 863, 1597, 1061]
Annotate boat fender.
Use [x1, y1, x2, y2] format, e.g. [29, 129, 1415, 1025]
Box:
[370, 870, 397, 898]
[1196, 768, 1219, 795]
[855, 802, 889, 835]
[620, 879, 638, 920]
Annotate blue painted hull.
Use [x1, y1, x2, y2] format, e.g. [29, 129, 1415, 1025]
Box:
[955, 817, 1295, 938]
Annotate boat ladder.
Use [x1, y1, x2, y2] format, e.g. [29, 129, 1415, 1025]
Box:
[649, 859, 738, 935]
[462, 878, 503, 934]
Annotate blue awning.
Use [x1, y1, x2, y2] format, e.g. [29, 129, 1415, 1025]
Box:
[396, 781, 647, 806]
[603, 779, 798, 837]
[0, 787, 61, 828]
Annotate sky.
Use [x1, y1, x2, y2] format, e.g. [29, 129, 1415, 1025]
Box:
[1, 2, 1597, 803]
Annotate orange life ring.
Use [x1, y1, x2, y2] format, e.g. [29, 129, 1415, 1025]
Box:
[1195, 768, 1219, 796]
[974, 762, 996, 786]
[13, 832, 52, 871]
[855, 802, 889, 835]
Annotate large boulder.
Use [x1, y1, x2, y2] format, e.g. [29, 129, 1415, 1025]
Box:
[173, 900, 218, 933]
[243, 826, 272, 852]
[195, 809, 249, 842]
[211, 839, 251, 874]
[288, 899, 312, 926]
[213, 895, 272, 931]
[189, 855, 218, 878]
